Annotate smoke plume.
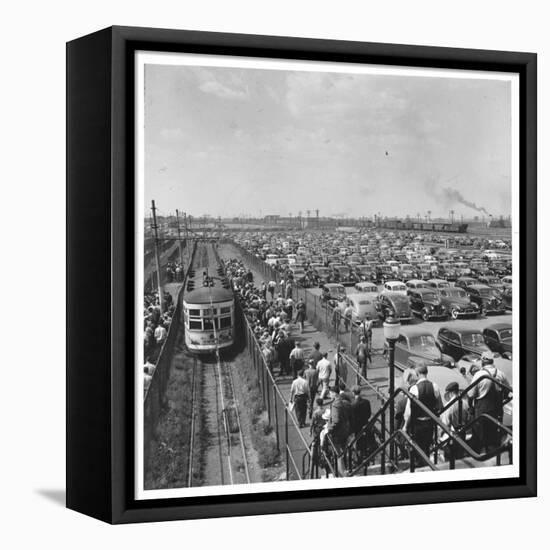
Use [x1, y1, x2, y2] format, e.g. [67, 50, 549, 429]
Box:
[425, 176, 490, 216]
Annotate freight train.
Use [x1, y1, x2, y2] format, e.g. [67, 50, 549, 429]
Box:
[377, 219, 468, 233]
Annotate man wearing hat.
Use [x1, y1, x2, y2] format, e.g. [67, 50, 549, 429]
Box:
[468, 351, 511, 453]
[440, 381, 470, 432]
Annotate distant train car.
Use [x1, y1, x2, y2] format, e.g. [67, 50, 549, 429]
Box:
[377, 219, 468, 233]
[183, 286, 235, 353]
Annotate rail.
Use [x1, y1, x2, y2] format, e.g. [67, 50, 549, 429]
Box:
[217, 249, 315, 481]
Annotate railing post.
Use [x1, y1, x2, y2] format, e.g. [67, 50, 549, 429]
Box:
[266, 371, 271, 425]
[449, 439, 455, 470]
[273, 385, 279, 451]
[380, 409, 386, 475]
[285, 408, 289, 480]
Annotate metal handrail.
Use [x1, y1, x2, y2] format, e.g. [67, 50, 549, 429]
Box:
[343, 382, 511, 464]
[349, 428, 438, 476]
[433, 413, 513, 458]
[437, 374, 512, 416]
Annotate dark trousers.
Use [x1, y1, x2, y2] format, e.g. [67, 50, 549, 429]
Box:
[357, 358, 367, 379]
[411, 418, 434, 459]
[308, 388, 317, 418]
[294, 394, 308, 427]
[472, 401, 500, 453]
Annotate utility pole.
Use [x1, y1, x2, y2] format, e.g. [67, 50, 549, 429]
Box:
[175, 209, 184, 267]
[183, 212, 190, 262]
[151, 200, 164, 314]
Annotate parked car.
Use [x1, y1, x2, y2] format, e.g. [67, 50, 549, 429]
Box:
[405, 279, 430, 290]
[355, 265, 377, 282]
[383, 280, 408, 295]
[436, 327, 492, 361]
[337, 293, 378, 322]
[455, 276, 478, 290]
[483, 323, 512, 358]
[426, 278, 451, 290]
[376, 264, 394, 283]
[501, 287, 512, 310]
[437, 287, 480, 319]
[376, 292, 413, 323]
[354, 281, 379, 296]
[501, 275, 513, 289]
[465, 284, 507, 315]
[408, 288, 448, 321]
[321, 283, 347, 306]
[394, 328, 455, 370]
[477, 275, 505, 292]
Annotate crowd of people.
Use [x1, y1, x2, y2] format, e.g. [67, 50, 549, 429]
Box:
[143, 289, 175, 395]
[165, 260, 185, 283]
[223, 257, 374, 476]
[394, 351, 511, 464]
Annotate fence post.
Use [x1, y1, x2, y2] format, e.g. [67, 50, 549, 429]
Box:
[285, 408, 289, 480]
[273, 385, 279, 451]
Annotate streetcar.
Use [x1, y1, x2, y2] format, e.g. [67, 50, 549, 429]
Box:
[183, 280, 235, 353]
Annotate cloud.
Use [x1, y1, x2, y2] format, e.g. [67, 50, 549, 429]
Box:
[198, 80, 248, 100]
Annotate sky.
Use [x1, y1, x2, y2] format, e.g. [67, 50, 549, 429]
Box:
[144, 61, 512, 219]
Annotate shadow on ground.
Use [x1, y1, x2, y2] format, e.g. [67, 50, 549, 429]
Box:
[35, 489, 66, 507]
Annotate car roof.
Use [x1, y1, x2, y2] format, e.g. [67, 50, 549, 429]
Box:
[467, 284, 491, 289]
[439, 326, 483, 335]
[414, 288, 439, 295]
[346, 293, 375, 301]
[400, 327, 436, 338]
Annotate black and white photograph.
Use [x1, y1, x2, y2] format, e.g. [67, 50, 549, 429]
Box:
[137, 51, 520, 500]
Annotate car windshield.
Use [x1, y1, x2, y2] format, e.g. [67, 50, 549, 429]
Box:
[446, 289, 467, 298]
[423, 292, 439, 301]
[478, 288, 496, 297]
[358, 300, 371, 305]
[392, 284, 407, 291]
[499, 329, 512, 340]
[462, 332, 485, 346]
[390, 294, 409, 304]
[409, 335, 438, 351]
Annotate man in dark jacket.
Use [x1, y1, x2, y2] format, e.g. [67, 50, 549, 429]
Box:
[350, 386, 372, 459]
[404, 365, 443, 460]
[327, 386, 352, 475]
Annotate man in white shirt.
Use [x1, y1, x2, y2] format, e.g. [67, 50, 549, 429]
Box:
[316, 353, 333, 400]
[467, 351, 510, 452]
[290, 369, 309, 427]
[154, 323, 167, 346]
[289, 342, 305, 379]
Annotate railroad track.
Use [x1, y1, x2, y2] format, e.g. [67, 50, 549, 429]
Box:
[186, 355, 251, 487]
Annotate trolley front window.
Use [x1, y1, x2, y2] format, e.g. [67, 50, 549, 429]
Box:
[203, 318, 217, 330]
[189, 319, 202, 330]
[219, 317, 232, 329]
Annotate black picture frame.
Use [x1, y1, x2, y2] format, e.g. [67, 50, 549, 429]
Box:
[66, 25, 537, 524]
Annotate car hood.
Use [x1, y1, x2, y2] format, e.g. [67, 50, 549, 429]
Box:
[408, 348, 454, 367]
[439, 296, 473, 307]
